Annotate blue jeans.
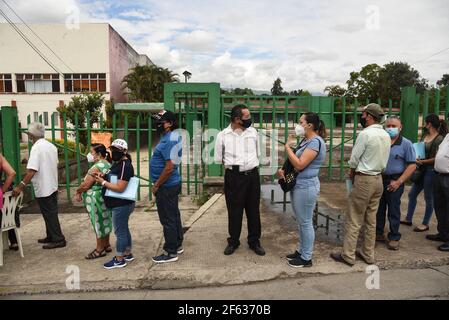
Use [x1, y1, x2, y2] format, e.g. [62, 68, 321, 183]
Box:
[155, 184, 183, 255]
[111, 203, 135, 256]
[376, 176, 404, 241]
[290, 178, 320, 261]
[406, 167, 435, 225]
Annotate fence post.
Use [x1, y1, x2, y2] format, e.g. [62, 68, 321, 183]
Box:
[1, 106, 21, 186]
[400, 86, 418, 142]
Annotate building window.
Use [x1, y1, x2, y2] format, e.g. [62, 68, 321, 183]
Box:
[52, 112, 59, 126]
[16, 74, 60, 93]
[33, 112, 39, 122]
[64, 73, 106, 93]
[0, 74, 13, 93]
[44, 112, 49, 126]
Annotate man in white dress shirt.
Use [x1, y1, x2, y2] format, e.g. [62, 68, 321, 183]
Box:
[13, 122, 66, 249]
[214, 104, 265, 256]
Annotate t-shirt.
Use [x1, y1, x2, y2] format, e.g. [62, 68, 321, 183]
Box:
[150, 131, 182, 188]
[384, 136, 416, 176]
[27, 139, 59, 198]
[295, 136, 326, 187]
[102, 159, 135, 208]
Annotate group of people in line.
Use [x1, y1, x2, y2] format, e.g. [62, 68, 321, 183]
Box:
[2, 103, 449, 270]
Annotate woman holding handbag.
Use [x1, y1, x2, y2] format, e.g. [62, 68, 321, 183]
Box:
[402, 114, 448, 232]
[94, 139, 136, 269]
[277, 112, 326, 268]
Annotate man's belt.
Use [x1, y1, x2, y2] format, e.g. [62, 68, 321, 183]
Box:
[355, 172, 381, 176]
[225, 165, 258, 175]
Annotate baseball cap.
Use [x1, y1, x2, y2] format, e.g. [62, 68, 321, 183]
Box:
[364, 103, 384, 120]
[151, 110, 177, 124]
[111, 139, 128, 150]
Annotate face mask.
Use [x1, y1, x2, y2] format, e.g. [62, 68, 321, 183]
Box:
[241, 118, 252, 129]
[87, 153, 95, 163]
[111, 150, 124, 162]
[156, 121, 166, 135]
[360, 116, 367, 128]
[386, 127, 399, 138]
[295, 124, 305, 137]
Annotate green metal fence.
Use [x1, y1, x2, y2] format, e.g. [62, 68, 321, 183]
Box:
[1, 85, 448, 205]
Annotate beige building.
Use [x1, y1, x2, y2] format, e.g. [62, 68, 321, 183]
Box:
[0, 23, 152, 138]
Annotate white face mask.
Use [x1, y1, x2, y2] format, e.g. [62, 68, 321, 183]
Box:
[295, 124, 305, 137]
[87, 153, 95, 163]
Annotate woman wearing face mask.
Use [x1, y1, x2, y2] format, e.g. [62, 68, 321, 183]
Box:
[94, 139, 136, 269]
[75, 144, 112, 259]
[277, 112, 327, 268]
[402, 114, 448, 232]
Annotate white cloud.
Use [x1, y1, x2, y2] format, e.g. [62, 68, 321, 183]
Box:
[3, 0, 449, 92]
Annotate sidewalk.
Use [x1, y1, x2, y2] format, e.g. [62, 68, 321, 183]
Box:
[1, 182, 448, 296]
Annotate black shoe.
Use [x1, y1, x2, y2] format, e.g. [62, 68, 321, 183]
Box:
[224, 244, 237, 255]
[288, 257, 312, 268]
[38, 237, 51, 244]
[286, 251, 301, 261]
[43, 241, 67, 249]
[426, 234, 449, 242]
[249, 244, 266, 256]
[438, 242, 449, 252]
[330, 253, 354, 267]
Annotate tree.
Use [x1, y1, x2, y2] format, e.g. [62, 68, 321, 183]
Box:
[229, 88, 254, 95]
[378, 62, 428, 102]
[122, 64, 179, 102]
[57, 92, 105, 146]
[324, 85, 346, 97]
[271, 77, 285, 96]
[289, 89, 312, 96]
[437, 74, 449, 88]
[345, 63, 382, 102]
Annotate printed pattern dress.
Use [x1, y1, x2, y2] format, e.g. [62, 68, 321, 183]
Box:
[83, 160, 112, 238]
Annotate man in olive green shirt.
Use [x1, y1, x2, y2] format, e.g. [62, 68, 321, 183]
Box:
[331, 103, 391, 266]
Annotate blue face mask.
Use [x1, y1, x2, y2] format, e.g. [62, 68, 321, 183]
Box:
[386, 127, 399, 138]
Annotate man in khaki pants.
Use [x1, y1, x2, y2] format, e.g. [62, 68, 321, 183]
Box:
[331, 104, 390, 266]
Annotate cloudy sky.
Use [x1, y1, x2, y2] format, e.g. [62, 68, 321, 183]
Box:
[1, 0, 448, 93]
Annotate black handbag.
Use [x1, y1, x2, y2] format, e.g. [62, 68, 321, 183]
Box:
[410, 165, 425, 184]
[278, 138, 322, 192]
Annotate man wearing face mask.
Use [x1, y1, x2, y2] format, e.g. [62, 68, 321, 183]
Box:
[375, 116, 416, 251]
[150, 110, 183, 263]
[214, 104, 265, 256]
[331, 104, 390, 266]
[12, 122, 66, 249]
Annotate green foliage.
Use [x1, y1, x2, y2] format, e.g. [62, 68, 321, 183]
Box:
[271, 77, 285, 96]
[289, 89, 311, 96]
[192, 192, 211, 207]
[437, 74, 449, 88]
[324, 85, 347, 97]
[122, 64, 179, 103]
[57, 92, 105, 146]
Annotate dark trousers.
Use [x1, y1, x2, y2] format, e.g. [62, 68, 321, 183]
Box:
[376, 175, 404, 241]
[434, 174, 449, 239]
[155, 184, 183, 255]
[36, 191, 65, 243]
[224, 168, 261, 248]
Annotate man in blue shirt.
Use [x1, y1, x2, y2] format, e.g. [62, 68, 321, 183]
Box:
[376, 116, 416, 251]
[150, 110, 183, 263]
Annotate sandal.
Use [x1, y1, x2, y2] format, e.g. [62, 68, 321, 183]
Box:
[104, 245, 112, 253]
[85, 249, 107, 260]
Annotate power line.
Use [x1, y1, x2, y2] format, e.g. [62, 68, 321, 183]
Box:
[0, 8, 64, 77]
[415, 46, 449, 64]
[1, 0, 74, 73]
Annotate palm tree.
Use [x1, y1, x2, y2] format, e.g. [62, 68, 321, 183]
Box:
[122, 65, 179, 102]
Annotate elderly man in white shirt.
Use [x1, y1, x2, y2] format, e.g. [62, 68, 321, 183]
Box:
[432, 130, 449, 252]
[13, 122, 66, 249]
[214, 104, 265, 256]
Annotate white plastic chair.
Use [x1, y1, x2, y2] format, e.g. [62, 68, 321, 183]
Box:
[0, 191, 24, 266]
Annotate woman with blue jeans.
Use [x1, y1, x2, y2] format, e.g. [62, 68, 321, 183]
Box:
[402, 114, 447, 232]
[277, 112, 327, 268]
[95, 139, 136, 269]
